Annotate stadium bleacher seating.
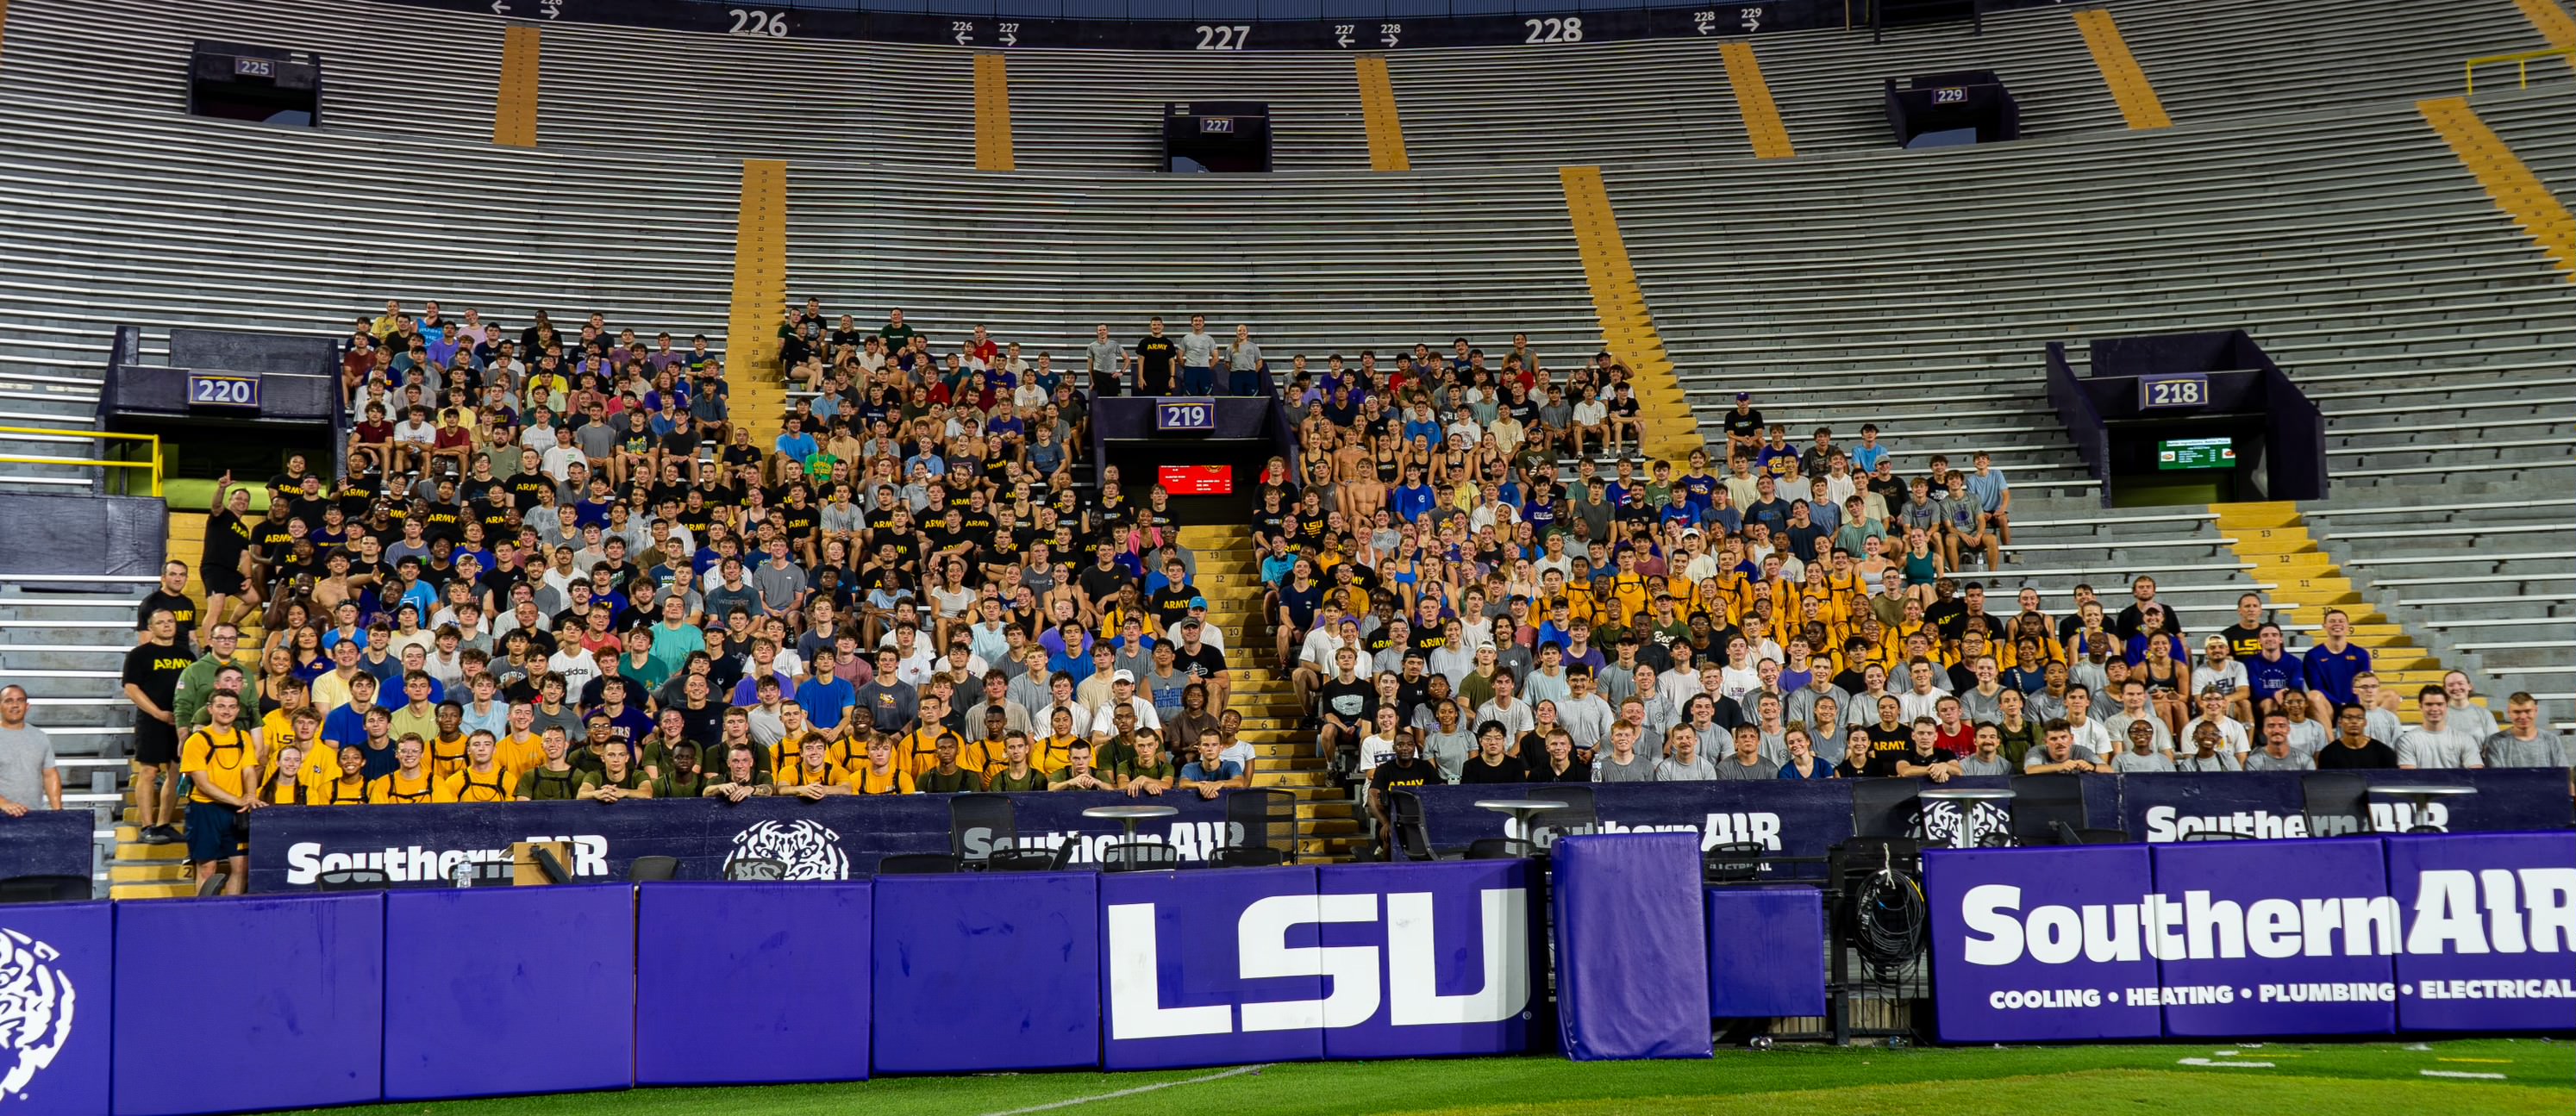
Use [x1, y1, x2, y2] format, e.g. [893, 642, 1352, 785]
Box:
[0, 0, 2566, 904]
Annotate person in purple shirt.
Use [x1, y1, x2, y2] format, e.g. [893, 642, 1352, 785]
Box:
[2301, 608, 2373, 709]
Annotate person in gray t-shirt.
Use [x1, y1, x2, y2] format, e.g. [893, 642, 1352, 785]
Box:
[1177, 316, 1220, 395]
[2110, 720, 2175, 773]
[2482, 694, 2570, 769]
[1083, 325, 1125, 396]
[0, 688, 60, 812]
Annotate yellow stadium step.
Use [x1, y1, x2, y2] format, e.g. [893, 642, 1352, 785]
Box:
[2510, 0, 2576, 56]
[2073, 9, 2170, 130]
[973, 52, 1016, 171]
[1560, 165, 1702, 466]
[493, 24, 541, 148]
[2210, 502, 2458, 697]
[2420, 97, 2576, 277]
[1355, 55, 1410, 171]
[111, 882, 198, 901]
[1719, 41, 1795, 159]
[727, 159, 791, 450]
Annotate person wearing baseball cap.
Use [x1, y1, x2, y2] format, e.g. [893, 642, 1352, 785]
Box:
[1723, 391, 1763, 459]
[1093, 669, 1163, 742]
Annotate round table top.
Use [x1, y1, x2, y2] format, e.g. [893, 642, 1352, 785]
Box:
[2366, 784, 2481, 797]
[1917, 787, 2018, 801]
[1472, 799, 1570, 814]
[1082, 804, 1183, 820]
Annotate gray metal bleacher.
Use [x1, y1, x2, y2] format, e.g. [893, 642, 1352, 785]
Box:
[2117, 0, 2573, 125]
[783, 163, 1602, 377]
[1605, 93, 2576, 496]
[2307, 495, 2576, 707]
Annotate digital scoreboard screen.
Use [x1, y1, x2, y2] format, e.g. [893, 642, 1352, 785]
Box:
[1158, 465, 1234, 495]
[2157, 437, 2235, 471]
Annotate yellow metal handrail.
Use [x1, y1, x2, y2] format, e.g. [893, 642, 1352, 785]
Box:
[2465, 47, 2576, 94]
[0, 426, 164, 496]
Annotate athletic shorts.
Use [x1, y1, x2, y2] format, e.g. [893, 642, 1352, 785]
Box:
[134, 718, 179, 765]
[185, 800, 246, 862]
[200, 564, 247, 596]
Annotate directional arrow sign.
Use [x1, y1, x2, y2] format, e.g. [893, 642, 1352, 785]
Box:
[1336, 30, 1352, 46]
[999, 30, 1017, 45]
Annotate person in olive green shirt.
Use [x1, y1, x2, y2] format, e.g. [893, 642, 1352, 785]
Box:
[916, 735, 983, 794]
[985, 733, 1048, 792]
[1120, 731, 1178, 798]
[653, 742, 708, 801]
[1047, 741, 1114, 792]
[577, 739, 653, 801]
[516, 726, 583, 801]
[171, 622, 249, 730]
[703, 742, 773, 801]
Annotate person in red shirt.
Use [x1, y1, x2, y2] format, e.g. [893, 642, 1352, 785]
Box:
[1931, 695, 1976, 756]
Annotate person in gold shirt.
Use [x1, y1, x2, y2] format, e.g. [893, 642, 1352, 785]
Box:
[258, 674, 313, 754]
[368, 735, 439, 804]
[427, 702, 471, 781]
[776, 734, 853, 799]
[984, 733, 1047, 793]
[961, 705, 1014, 779]
[261, 737, 319, 799]
[916, 734, 983, 794]
[850, 734, 916, 795]
[317, 744, 372, 806]
[435, 732, 516, 803]
[494, 701, 546, 779]
[1033, 707, 1082, 776]
[181, 690, 261, 894]
[895, 694, 966, 781]
[767, 704, 819, 778]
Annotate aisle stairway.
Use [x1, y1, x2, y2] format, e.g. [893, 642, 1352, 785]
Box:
[103, 507, 246, 901]
[1176, 526, 1365, 860]
[2212, 502, 2452, 715]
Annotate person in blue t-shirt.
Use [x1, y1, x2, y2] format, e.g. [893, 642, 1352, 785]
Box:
[2301, 608, 2373, 710]
[792, 647, 859, 733]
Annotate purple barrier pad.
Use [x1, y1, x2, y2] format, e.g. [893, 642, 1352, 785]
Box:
[1317, 859, 1538, 1060]
[0, 901, 109, 1115]
[873, 872, 1096, 1074]
[1102, 865, 1323, 1069]
[113, 895, 384, 1115]
[1924, 845, 2163, 1043]
[1551, 833, 1711, 1060]
[1706, 886, 1826, 1019]
[385, 885, 635, 1100]
[2152, 838, 2394, 1037]
[2386, 832, 2576, 1033]
[639, 882, 872, 1084]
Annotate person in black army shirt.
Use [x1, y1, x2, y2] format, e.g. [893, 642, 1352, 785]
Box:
[1131, 317, 1179, 396]
[122, 608, 195, 844]
[1366, 735, 1444, 859]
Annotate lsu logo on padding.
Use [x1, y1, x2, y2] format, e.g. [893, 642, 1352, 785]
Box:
[1105, 887, 1529, 1039]
[725, 819, 851, 881]
[0, 928, 76, 1100]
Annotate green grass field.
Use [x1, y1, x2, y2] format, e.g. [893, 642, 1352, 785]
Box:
[280, 1038, 2568, 1116]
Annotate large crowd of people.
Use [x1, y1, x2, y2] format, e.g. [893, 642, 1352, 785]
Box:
[13, 298, 2560, 893]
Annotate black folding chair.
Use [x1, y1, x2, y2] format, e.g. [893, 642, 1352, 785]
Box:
[530, 846, 574, 884]
[1524, 785, 1597, 847]
[1465, 839, 1522, 860]
[878, 852, 965, 875]
[1223, 787, 1299, 864]
[948, 793, 1019, 870]
[2301, 771, 2374, 838]
[1389, 789, 1441, 861]
[1099, 841, 1180, 872]
[628, 856, 680, 882]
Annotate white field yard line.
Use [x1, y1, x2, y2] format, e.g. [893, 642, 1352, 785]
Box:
[981, 1063, 1272, 1116]
[2419, 1069, 2508, 1081]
